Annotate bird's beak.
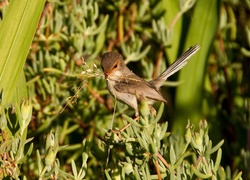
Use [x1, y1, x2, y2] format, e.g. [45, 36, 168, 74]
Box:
[104, 72, 109, 79]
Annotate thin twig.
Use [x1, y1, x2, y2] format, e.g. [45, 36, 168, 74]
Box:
[157, 152, 170, 170]
[155, 159, 162, 180]
[85, 83, 105, 104]
[170, 12, 183, 29]
[153, 48, 163, 79]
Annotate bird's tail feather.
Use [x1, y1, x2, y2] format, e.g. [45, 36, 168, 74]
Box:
[150, 44, 200, 89]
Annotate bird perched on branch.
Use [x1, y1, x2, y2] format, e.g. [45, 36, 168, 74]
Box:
[101, 45, 200, 116]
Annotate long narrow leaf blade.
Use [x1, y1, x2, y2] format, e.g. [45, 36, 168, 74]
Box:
[173, 0, 219, 133]
[0, 0, 46, 106]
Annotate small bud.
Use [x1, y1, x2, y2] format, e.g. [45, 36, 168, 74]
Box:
[20, 99, 32, 134]
[194, 133, 203, 154]
[45, 131, 55, 151]
[138, 95, 150, 119]
[45, 147, 56, 168]
[185, 127, 192, 144]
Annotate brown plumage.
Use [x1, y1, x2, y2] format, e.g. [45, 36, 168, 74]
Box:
[101, 45, 200, 116]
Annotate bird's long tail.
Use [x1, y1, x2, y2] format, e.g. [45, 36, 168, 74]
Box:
[150, 44, 200, 89]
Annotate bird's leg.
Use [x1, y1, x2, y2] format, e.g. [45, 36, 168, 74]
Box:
[149, 106, 157, 117]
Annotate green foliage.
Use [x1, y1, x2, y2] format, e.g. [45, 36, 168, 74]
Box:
[0, 99, 34, 179]
[102, 115, 228, 179]
[0, 0, 249, 179]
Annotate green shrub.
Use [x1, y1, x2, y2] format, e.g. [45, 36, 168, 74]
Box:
[0, 0, 248, 179]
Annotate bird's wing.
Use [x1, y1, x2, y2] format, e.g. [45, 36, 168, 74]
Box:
[114, 75, 167, 102]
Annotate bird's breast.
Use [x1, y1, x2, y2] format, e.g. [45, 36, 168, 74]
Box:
[106, 79, 138, 110]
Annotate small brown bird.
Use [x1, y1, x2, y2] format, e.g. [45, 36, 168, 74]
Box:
[101, 45, 200, 116]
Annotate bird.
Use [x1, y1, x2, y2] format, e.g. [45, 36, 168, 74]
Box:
[101, 45, 200, 116]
